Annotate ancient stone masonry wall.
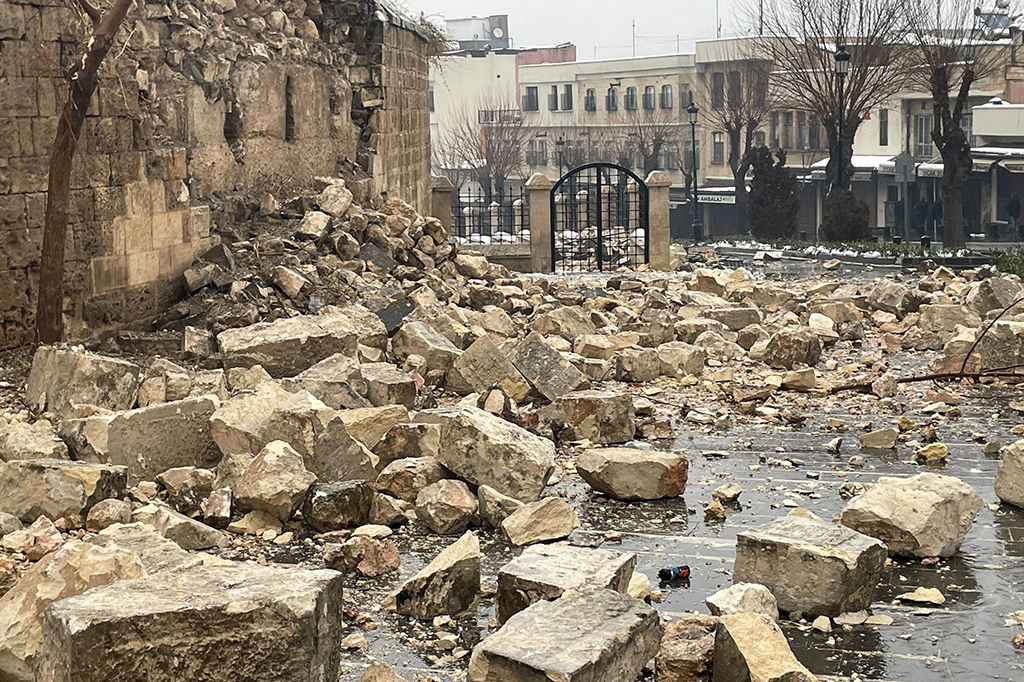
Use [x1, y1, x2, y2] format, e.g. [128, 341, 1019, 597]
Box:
[0, 0, 430, 350]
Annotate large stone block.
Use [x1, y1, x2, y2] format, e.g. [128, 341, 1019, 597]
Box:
[211, 383, 374, 483]
[417, 406, 554, 501]
[279, 354, 369, 410]
[0, 459, 127, 524]
[468, 587, 662, 682]
[577, 448, 688, 500]
[656, 615, 718, 682]
[545, 389, 635, 444]
[840, 473, 982, 558]
[216, 311, 361, 378]
[391, 531, 480, 619]
[447, 336, 532, 402]
[996, 440, 1024, 509]
[507, 332, 587, 401]
[59, 396, 220, 483]
[26, 346, 140, 417]
[733, 515, 886, 617]
[391, 321, 461, 374]
[496, 544, 636, 623]
[35, 564, 345, 682]
[713, 613, 817, 682]
[0, 421, 68, 461]
[0, 541, 146, 682]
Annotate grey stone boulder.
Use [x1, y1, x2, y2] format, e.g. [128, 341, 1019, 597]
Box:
[376, 457, 450, 503]
[529, 306, 597, 341]
[577, 448, 688, 500]
[446, 336, 532, 402]
[656, 341, 706, 377]
[372, 424, 441, 470]
[391, 321, 462, 375]
[211, 383, 375, 483]
[84, 499, 132, 532]
[477, 484, 524, 529]
[996, 440, 1024, 508]
[713, 613, 817, 682]
[840, 472, 983, 558]
[234, 441, 317, 522]
[302, 480, 374, 531]
[59, 396, 221, 483]
[734, 515, 886, 617]
[496, 544, 636, 623]
[542, 389, 635, 444]
[360, 363, 417, 407]
[764, 329, 822, 370]
[35, 564, 345, 682]
[217, 311, 362, 378]
[0, 459, 127, 524]
[415, 480, 478, 535]
[417, 406, 555, 501]
[25, 346, 140, 418]
[975, 320, 1024, 371]
[507, 332, 587, 401]
[279, 354, 369, 410]
[467, 587, 662, 682]
[132, 503, 225, 551]
[391, 531, 480, 619]
[86, 522, 202, 574]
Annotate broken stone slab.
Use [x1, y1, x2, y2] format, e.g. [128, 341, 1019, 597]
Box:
[708, 307, 761, 331]
[860, 426, 899, 450]
[614, 347, 661, 382]
[415, 480, 479, 535]
[132, 503, 225, 551]
[211, 383, 375, 483]
[59, 396, 221, 483]
[417, 406, 555, 501]
[302, 480, 374, 531]
[763, 329, 822, 370]
[296, 210, 331, 240]
[530, 306, 598, 341]
[0, 512, 22, 537]
[713, 482, 742, 503]
[360, 363, 417, 407]
[656, 615, 718, 682]
[217, 311, 363, 378]
[376, 457, 450, 503]
[339, 405, 409, 451]
[502, 498, 580, 546]
[156, 466, 215, 497]
[840, 472, 983, 558]
[234, 441, 317, 522]
[369, 493, 416, 527]
[0, 421, 68, 461]
[542, 389, 635, 444]
[577, 448, 688, 500]
[86, 522, 202, 574]
[995, 440, 1024, 508]
[279, 354, 369, 410]
[477, 484, 524, 529]
[326, 535, 400, 577]
[0, 459, 127, 525]
[713, 613, 817, 682]
[965, 274, 1023, 315]
[205, 488, 232, 529]
[391, 531, 480, 619]
[656, 341, 706, 377]
[507, 332, 587, 401]
[447, 336, 532, 402]
[227, 510, 281, 536]
[467, 587, 662, 682]
[733, 515, 887, 617]
[35, 564, 345, 682]
[372, 423, 441, 470]
[26, 346, 141, 418]
[391, 321, 462, 375]
[0, 541, 146, 682]
[705, 583, 779, 619]
[84, 499, 131, 532]
[495, 544, 636, 623]
[376, 298, 416, 337]
[359, 661, 410, 682]
[976, 320, 1024, 371]
[1, 517, 64, 561]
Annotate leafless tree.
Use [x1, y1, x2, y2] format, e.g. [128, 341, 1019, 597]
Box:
[701, 56, 777, 233]
[622, 107, 681, 177]
[432, 94, 531, 195]
[907, 0, 1012, 247]
[757, 0, 915, 189]
[36, 0, 135, 344]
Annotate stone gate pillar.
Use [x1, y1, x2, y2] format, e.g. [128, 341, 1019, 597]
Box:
[431, 175, 454, 233]
[645, 170, 671, 270]
[526, 173, 553, 273]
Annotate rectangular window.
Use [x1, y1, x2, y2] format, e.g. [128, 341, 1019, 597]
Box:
[683, 140, 699, 173]
[782, 112, 794, 149]
[625, 87, 637, 110]
[584, 88, 596, 112]
[727, 71, 741, 108]
[711, 72, 725, 109]
[548, 86, 558, 111]
[606, 87, 618, 111]
[538, 140, 547, 165]
[523, 86, 539, 112]
[770, 112, 779, 147]
[712, 132, 725, 164]
[643, 86, 656, 110]
[961, 112, 975, 146]
[754, 131, 766, 147]
[526, 140, 536, 166]
[879, 108, 889, 146]
[660, 84, 673, 109]
[680, 83, 693, 107]
[914, 114, 934, 158]
[428, 85, 435, 113]
[797, 111, 807, 149]
[809, 115, 820, 148]
[561, 85, 573, 111]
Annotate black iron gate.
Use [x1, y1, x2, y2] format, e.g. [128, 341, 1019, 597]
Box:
[550, 163, 649, 272]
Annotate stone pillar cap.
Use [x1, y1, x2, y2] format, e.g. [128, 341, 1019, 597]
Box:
[431, 175, 454, 190]
[645, 170, 671, 188]
[525, 173, 553, 190]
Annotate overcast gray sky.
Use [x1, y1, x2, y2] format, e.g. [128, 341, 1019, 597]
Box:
[407, 0, 753, 61]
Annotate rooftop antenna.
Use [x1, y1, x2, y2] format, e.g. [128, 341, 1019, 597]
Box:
[633, 20, 636, 56]
[717, 0, 722, 38]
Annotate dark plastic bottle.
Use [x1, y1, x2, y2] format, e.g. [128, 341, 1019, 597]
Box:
[658, 565, 691, 581]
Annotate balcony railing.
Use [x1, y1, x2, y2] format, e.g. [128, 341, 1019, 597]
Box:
[584, 95, 596, 112]
[478, 109, 522, 125]
[642, 93, 656, 110]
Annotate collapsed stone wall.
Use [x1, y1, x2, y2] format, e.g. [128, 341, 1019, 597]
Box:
[0, 0, 430, 349]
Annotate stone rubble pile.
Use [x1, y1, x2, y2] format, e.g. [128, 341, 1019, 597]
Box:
[0, 235, 1021, 681]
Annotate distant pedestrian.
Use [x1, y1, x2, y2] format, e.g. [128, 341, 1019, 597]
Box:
[1009, 193, 1022, 240]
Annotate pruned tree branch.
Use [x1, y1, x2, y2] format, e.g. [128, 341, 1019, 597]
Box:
[77, 0, 102, 26]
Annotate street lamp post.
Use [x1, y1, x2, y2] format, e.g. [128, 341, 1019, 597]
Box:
[687, 102, 703, 242]
[556, 136, 566, 178]
[834, 46, 851, 191]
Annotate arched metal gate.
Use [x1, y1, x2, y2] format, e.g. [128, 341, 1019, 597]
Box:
[550, 163, 649, 272]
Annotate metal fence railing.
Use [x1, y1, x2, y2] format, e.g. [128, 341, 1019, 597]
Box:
[451, 187, 530, 245]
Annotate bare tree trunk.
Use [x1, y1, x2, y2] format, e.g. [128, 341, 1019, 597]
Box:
[931, 69, 973, 250]
[940, 148, 969, 248]
[36, 0, 135, 344]
[824, 119, 858, 191]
